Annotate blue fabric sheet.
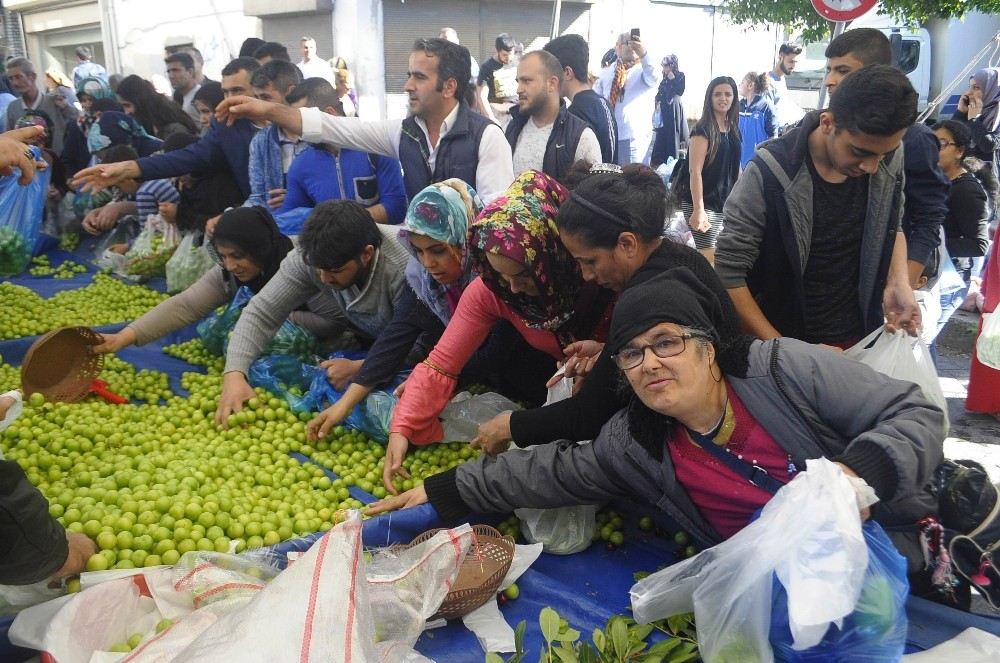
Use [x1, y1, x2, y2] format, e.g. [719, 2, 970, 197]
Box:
[1, 247, 999, 662]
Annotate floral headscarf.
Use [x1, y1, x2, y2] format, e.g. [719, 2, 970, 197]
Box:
[88, 111, 163, 157]
[471, 170, 590, 341]
[398, 179, 484, 324]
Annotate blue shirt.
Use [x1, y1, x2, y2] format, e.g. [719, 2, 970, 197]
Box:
[279, 146, 407, 224]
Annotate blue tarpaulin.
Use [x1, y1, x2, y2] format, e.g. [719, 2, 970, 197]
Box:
[1, 246, 999, 661]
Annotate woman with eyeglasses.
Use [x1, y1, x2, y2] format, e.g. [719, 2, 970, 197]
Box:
[368, 267, 947, 601]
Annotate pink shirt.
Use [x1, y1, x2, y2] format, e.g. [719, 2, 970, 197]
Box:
[667, 383, 795, 538]
[390, 277, 565, 444]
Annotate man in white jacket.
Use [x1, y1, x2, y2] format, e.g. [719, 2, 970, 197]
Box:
[594, 32, 660, 166]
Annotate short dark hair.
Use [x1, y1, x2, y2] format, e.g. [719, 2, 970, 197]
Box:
[253, 42, 291, 62]
[250, 59, 302, 94]
[287, 77, 341, 113]
[412, 38, 472, 103]
[180, 46, 204, 67]
[522, 50, 563, 81]
[932, 119, 972, 153]
[544, 34, 588, 83]
[76, 46, 93, 60]
[778, 42, 802, 56]
[221, 57, 260, 78]
[825, 28, 891, 66]
[828, 64, 917, 136]
[558, 162, 672, 247]
[239, 37, 266, 58]
[98, 144, 140, 164]
[495, 33, 516, 52]
[165, 52, 195, 71]
[299, 200, 383, 270]
[193, 80, 224, 108]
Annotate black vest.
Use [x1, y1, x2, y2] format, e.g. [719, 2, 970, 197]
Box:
[397, 103, 492, 199]
[505, 105, 589, 181]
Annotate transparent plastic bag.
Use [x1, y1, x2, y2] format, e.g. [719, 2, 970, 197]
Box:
[440, 391, 522, 442]
[166, 231, 214, 293]
[631, 459, 887, 663]
[844, 328, 949, 431]
[197, 286, 317, 361]
[124, 213, 179, 277]
[515, 376, 597, 555]
[0, 147, 50, 276]
[976, 311, 1000, 370]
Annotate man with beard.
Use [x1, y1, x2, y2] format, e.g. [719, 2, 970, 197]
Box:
[505, 50, 601, 180]
[214, 200, 410, 425]
[768, 42, 804, 128]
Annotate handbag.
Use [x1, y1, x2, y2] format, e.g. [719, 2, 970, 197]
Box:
[669, 152, 690, 202]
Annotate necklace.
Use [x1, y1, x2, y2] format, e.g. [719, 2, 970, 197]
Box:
[699, 396, 731, 438]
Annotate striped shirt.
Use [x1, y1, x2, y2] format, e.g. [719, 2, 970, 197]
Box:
[136, 178, 180, 221]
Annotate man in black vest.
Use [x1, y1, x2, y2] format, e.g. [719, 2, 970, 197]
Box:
[215, 38, 513, 203]
[506, 50, 601, 181]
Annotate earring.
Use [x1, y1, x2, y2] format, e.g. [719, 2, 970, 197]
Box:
[709, 361, 722, 383]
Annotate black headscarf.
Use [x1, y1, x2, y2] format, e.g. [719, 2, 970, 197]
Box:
[210, 206, 293, 294]
[609, 267, 755, 461]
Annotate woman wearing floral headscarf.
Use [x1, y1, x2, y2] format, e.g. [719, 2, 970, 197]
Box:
[87, 111, 163, 158]
[381, 170, 615, 493]
[306, 179, 485, 440]
[63, 77, 120, 178]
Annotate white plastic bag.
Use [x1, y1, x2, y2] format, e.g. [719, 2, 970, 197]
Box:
[844, 328, 949, 430]
[165, 232, 214, 294]
[515, 376, 597, 555]
[440, 391, 521, 442]
[631, 459, 877, 663]
[976, 311, 1000, 370]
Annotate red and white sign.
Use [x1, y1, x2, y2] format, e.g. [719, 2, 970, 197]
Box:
[810, 0, 878, 22]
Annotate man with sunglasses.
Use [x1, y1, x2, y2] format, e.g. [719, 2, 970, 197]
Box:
[215, 38, 513, 204]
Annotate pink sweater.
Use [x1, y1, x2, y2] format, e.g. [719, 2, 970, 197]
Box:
[667, 383, 795, 538]
[390, 277, 564, 444]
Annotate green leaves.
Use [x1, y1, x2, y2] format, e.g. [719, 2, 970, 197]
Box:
[487, 608, 700, 663]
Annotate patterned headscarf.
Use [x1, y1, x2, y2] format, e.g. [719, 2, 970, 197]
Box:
[88, 111, 163, 157]
[972, 67, 1000, 132]
[471, 170, 586, 340]
[75, 76, 116, 135]
[398, 179, 484, 324]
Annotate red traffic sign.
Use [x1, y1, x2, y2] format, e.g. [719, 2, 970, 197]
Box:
[810, 0, 878, 22]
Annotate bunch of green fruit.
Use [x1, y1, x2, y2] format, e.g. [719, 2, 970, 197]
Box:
[0, 274, 168, 339]
[99, 355, 173, 404]
[59, 232, 80, 251]
[0, 226, 32, 276]
[164, 338, 224, 371]
[29, 255, 88, 279]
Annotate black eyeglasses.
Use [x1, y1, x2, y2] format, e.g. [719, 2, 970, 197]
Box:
[613, 333, 699, 370]
[938, 140, 957, 149]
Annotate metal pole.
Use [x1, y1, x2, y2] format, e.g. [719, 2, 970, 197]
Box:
[816, 21, 846, 110]
[550, 0, 563, 40]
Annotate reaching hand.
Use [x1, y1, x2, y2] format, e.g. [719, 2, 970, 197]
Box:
[215, 96, 274, 126]
[0, 127, 44, 184]
[365, 485, 428, 516]
[469, 411, 513, 456]
[92, 328, 136, 354]
[267, 188, 286, 209]
[320, 358, 362, 391]
[382, 433, 412, 494]
[71, 160, 141, 194]
[214, 372, 256, 427]
[82, 202, 126, 235]
[306, 401, 351, 441]
[52, 532, 98, 579]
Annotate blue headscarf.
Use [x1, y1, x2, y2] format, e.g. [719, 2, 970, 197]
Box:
[87, 111, 163, 157]
[397, 179, 483, 324]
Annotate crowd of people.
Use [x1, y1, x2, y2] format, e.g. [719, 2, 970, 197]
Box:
[0, 24, 998, 620]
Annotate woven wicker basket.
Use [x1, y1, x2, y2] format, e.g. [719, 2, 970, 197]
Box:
[20, 326, 104, 402]
[398, 524, 515, 620]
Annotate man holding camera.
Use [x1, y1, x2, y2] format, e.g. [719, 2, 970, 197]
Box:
[594, 30, 660, 166]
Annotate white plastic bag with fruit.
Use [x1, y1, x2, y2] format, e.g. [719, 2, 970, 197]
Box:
[11, 513, 472, 662]
[514, 376, 598, 555]
[976, 311, 1000, 370]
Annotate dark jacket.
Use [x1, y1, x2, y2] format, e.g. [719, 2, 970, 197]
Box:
[567, 89, 618, 164]
[398, 102, 492, 199]
[952, 109, 1000, 169]
[944, 172, 990, 258]
[1, 460, 68, 585]
[505, 105, 589, 181]
[901, 123, 949, 267]
[136, 116, 257, 200]
[427, 337, 945, 571]
[716, 111, 905, 341]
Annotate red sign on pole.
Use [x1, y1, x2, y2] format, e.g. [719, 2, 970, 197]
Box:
[809, 0, 878, 22]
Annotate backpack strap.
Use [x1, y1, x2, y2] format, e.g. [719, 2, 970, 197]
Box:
[754, 148, 792, 190]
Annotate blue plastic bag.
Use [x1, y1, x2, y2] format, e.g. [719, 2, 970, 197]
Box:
[769, 520, 909, 662]
[197, 286, 317, 361]
[273, 206, 313, 236]
[0, 146, 50, 275]
[248, 350, 406, 442]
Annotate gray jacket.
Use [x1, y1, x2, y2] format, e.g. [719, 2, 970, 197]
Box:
[715, 111, 905, 340]
[428, 338, 945, 569]
[224, 223, 409, 375]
